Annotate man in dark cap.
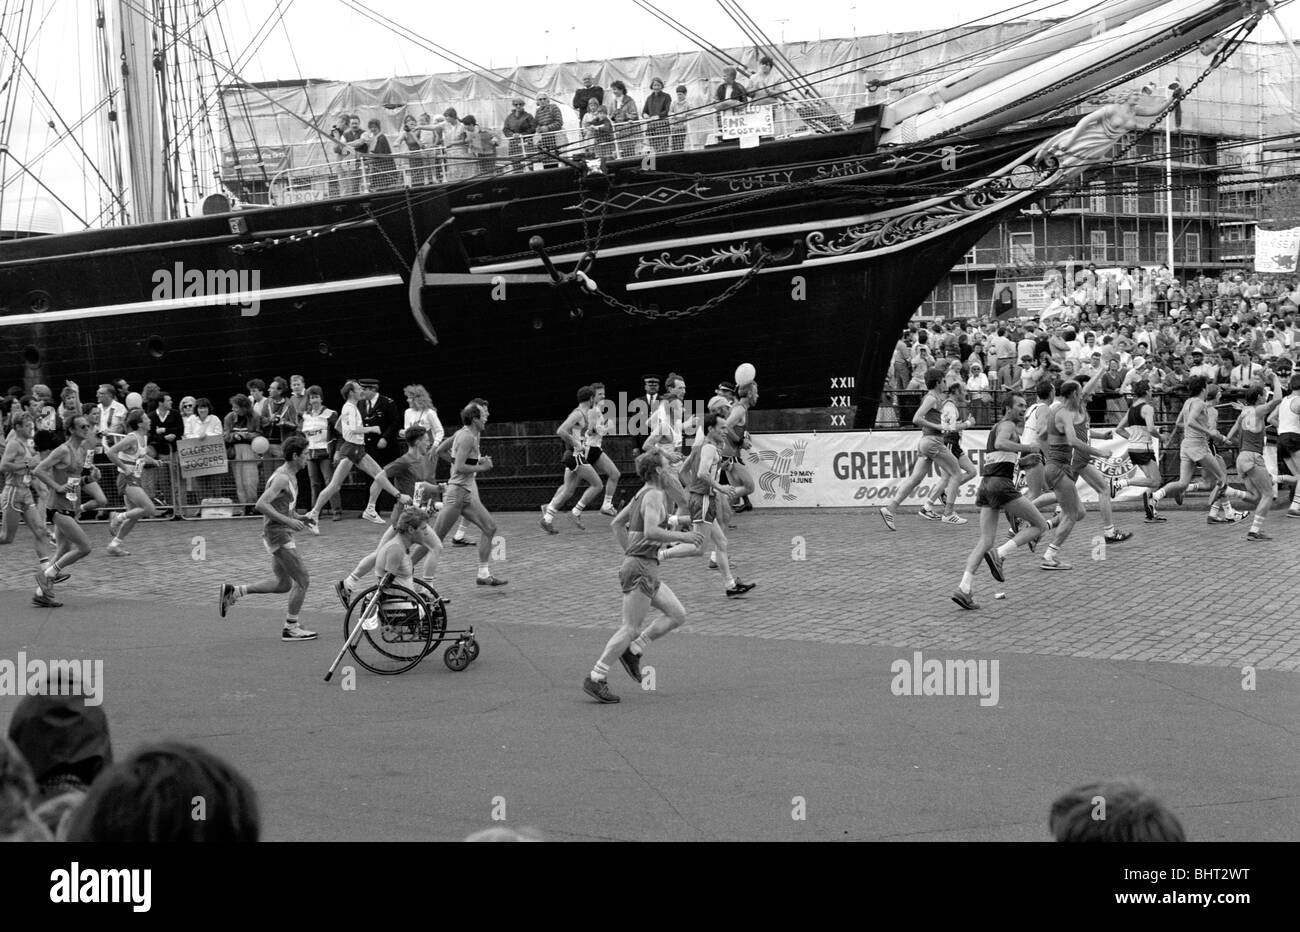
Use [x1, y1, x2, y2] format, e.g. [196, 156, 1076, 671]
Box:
[357, 379, 398, 467]
[7, 692, 113, 804]
[630, 375, 661, 437]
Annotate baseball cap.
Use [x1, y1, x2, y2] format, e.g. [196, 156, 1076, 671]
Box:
[716, 380, 735, 394]
[7, 693, 113, 789]
[358, 378, 380, 389]
[642, 374, 660, 384]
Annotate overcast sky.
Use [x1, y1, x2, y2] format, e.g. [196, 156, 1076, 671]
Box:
[4, 0, 1300, 228]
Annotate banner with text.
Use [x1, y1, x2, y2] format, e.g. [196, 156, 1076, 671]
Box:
[741, 432, 1164, 508]
[720, 105, 775, 139]
[177, 437, 230, 479]
[1255, 226, 1300, 274]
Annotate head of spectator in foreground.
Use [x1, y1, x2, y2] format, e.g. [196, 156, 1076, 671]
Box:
[1049, 779, 1185, 842]
[194, 397, 213, 420]
[66, 741, 259, 842]
[676, 84, 688, 100]
[367, 118, 382, 134]
[245, 379, 266, 401]
[6, 692, 113, 803]
[464, 825, 544, 842]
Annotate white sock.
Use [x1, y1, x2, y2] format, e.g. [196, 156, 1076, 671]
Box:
[603, 495, 614, 508]
[726, 576, 737, 589]
[960, 571, 974, 593]
[590, 660, 610, 682]
[1152, 488, 1166, 502]
[345, 573, 360, 588]
[543, 505, 556, 521]
[477, 564, 490, 579]
[629, 633, 650, 655]
[709, 550, 717, 562]
[996, 541, 1017, 559]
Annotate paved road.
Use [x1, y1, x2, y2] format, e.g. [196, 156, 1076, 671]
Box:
[1, 506, 1297, 840]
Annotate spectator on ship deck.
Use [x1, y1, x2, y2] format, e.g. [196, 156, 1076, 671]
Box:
[607, 81, 640, 159]
[582, 99, 615, 160]
[534, 92, 565, 168]
[462, 116, 500, 177]
[442, 108, 472, 181]
[502, 98, 537, 171]
[363, 118, 398, 191]
[572, 73, 604, 118]
[643, 78, 672, 154]
[714, 67, 749, 111]
[669, 84, 692, 152]
[401, 115, 431, 186]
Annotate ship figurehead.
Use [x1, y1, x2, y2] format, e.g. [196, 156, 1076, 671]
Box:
[1033, 86, 1170, 178]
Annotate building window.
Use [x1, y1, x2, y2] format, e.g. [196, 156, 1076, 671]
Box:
[1122, 182, 1139, 215]
[1224, 225, 1242, 243]
[1089, 230, 1107, 263]
[952, 284, 978, 317]
[1155, 232, 1169, 264]
[1089, 182, 1106, 213]
[1185, 232, 1200, 264]
[1185, 186, 1199, 214]
[1009, 231, 1035, 265]
[1152, 134, 1165, 159]
[1122, 231, 1139, 264]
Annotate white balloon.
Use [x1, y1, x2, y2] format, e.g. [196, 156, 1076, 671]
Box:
[125, 392, 143, 410]
[735, 363, 756, 386]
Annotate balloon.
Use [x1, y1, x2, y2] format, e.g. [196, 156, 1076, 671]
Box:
[735, 363, 756, 387]
[125, 392, 143, 411]
[251, 436, 270, 455]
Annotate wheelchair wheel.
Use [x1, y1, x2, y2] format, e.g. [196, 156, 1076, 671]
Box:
[464, 637, 480, 663]
[343, 583, 435, 675]
[411, 578, 449, 653]
[444, 644, 470, 672]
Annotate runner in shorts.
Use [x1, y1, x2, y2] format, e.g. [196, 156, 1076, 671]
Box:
[643, 373, 692, 525]
[919, 380, 975, 523]
[540, 386, 604, 533]
[31, 415, 98, 607]
[582, 450, 704, 704]
[1, 413, 54, 589]
[659, 413, 755, 597]
[1273, 373, 1300, 518]
[1226, 385, 1284, 542]
[1070, 369, 1134, 545]
[1039, 381, 1106, 571]
[434, 397, 489, 547]
[880, 368, 962, 530]
[104, 408, 162, 556]
[586, 382, 620, 516]
[952, 393, 1050, 608]
[1110, 380, 1165, 522]
[1150, 377, 1239, 523]
[304, 380, 406, 532]
[218, 436, 318, 641]
[431, 401, 507, 586]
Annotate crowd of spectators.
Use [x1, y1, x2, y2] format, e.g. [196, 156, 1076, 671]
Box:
[317, 56, 799, 190]
[891, 268, 1300, 425]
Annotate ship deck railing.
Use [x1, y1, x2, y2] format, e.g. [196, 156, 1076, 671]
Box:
[229, 94, 867, 206]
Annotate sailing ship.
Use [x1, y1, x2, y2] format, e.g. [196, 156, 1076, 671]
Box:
[0, 0, 1272, 427]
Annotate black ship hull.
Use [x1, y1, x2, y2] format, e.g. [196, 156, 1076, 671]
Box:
[0, 118, 1063, 424]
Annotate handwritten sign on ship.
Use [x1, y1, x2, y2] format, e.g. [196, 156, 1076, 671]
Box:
[721, 105, 775, 141]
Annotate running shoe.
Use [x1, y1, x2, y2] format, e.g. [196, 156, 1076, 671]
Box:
[600, 504, 617, 517]
[951, 589, 980, 610]
[983, 549, 1005, 583]
[1104, 530, 1133, 543]
[1206, 514, 1235, 525]
[569, 510, 586, 530]
[1173, 489, 1185, 506]
[452, 537, 475, 547]
[725, 580, 757, 597]
[940, 513, 968, 525]
[334, 579, 352, 610]
[618, 648, 644, 684]
[938, 490, 948, 506]
[708, 557, 719, 570]
[331, 511, 345, 522]
[879, 506, 896, 531]
[582, 675, 620, 704]
[360, 506, 386, 525]
[281, 624, 318, 642]
[1142, 492, 1155, 522]
[1246, 531, 1272, 542]
[1289, 509, 1300, 519]
[1145, 514, 1168, 523]
[34, 569, 53, 598]
[106, 541, 130, 556]
[51, 572, 70, 584]
[539, 508, 558, 535]
[218, 583, 236, 618]
[918, 504, 940, 520]
[303, 513, 321, 535]
[1039, 556, 1073, 571]
[32, 593, 63, 608]
[476, 575, 508, 586]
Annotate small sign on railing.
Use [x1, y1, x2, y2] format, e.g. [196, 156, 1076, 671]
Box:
[721, 105, 775, 140]
[177, 437, 230, 479]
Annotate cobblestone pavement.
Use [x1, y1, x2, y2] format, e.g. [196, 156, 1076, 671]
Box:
[3, 504, 1297, 671]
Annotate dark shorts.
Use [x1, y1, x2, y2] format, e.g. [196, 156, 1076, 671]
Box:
[1279, 433, 1300, 458]
[1044, 460, 1078, 487]
[561, 451, 588, 470]
[618, 555, 661, 598]
[688, 491, 718, 524]
[1128, 449, 1155, 466]
[47, 506, 79, 525]
[1018, 453, 1043, 469]
[947, 440, 965, 459]
[975, 476, 1021, 510]
[335, 441, 367, 465]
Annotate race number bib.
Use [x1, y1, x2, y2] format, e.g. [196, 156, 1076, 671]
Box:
[21, 473, 31, 487]
[65, 476, 82, 503]
[83, 450, 95, 469]
[413, 484, 430, 509]
[132, 458, 145, 478]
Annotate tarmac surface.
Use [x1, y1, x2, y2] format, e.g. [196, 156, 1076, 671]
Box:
[1, 504, 1297, 841]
